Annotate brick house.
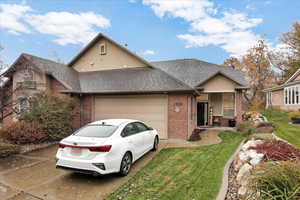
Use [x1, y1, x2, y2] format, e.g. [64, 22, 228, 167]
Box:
[264, 69, 300, 111]
[2, 33, 248, 140]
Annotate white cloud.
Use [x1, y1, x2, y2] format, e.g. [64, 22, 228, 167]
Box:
[246, 4, 255, 10]
[0, 4, 32, 34]
[25, 12, 110, 45]
[142, 49, 156, 55]
[265, 1, 272, 5]
[137, 0, 263, 57]
[0, 3, 110, 45]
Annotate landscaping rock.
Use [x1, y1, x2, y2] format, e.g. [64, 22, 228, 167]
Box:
[238, 186, 247, 196]
[236, 163, 252, 183]
[242, 111, 268, 124]
[250, 157, 262, 166]
[242, 140, 257, 151]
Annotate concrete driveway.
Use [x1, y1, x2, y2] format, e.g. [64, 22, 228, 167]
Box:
[0, 144, 165, 200]
[0, 130, 222, 200]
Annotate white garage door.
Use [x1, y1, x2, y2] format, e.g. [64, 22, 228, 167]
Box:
[94, 95, 168, 139]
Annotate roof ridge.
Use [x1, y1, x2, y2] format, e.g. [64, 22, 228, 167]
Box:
[78, 66, 152, 74]
[22, 53, 66, 66]
[150, 64, 198, 93]
[151, 58, 198, 63]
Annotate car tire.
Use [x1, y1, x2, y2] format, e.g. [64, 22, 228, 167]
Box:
[119, 152, 132, 176]
[151, 136, 159, 151]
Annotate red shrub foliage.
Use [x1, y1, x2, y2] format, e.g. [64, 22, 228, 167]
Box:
[250, 140, 300, 161]
[0, 121, 48, 144]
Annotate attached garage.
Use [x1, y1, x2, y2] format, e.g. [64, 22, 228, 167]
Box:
[93, 95, 168, 139]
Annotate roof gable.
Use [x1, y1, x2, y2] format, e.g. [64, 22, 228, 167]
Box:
[198, 74, 238, 92]
[68, 33, 152, 72]
[286, 68, 300, 83]
[151, 59, 248, 88]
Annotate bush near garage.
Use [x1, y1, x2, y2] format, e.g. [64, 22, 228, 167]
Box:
[0, 121, 48, 144]
[18, 92, 78, 141]
[249, 161, 300, 200]
[249, 140, 300, 161]
[0, 143, 21, 158]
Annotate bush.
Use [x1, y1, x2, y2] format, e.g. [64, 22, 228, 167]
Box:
[249, 161, 300, 200]
[254, 122, 275, 133]
[250, 140, 300, 161]
[250, 133, 274, 141]
[0, 121, 48, 144]
[0, 143, 21, 158]
[18, 92, 77, 140]
[237, 121, 255, 137]
[290, 111, 300, 119]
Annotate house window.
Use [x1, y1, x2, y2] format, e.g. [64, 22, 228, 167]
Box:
[23, 69, 34, 81]
[284, 85, 300, 105]
[223, 93, 235, 118]
[19, 97, 29, 113]
[99, 43, 106, 55]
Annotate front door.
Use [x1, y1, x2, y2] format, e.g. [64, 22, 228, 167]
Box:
[197, 102, 208, 126]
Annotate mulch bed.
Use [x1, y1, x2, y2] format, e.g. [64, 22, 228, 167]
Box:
[20, 141, 58, 154]
[225, 163, 239, 200]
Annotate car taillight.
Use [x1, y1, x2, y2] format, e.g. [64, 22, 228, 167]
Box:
[89, 145, 112, 152]
[59, 143, 66, 148]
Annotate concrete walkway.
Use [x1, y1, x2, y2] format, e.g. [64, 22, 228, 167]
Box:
[0, 130, 222, 200]
[162, 129, 222, 148]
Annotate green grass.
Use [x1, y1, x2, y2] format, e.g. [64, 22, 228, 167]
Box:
[262, 109, 300, 148]
[107, 131, 244, 200]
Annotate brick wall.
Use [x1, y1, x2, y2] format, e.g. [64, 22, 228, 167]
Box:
[168, 94, 190, 140]
[49, 77, 67, 93]
[49, 77, 93, 129]
[235, 90, 244, 124]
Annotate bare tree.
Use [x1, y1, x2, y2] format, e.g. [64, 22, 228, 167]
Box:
[224, 40, 276, 109]
[0, 45, 21, 122]
[49, 50, 64, 64]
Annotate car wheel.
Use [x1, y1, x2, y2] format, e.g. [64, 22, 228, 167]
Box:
[119, 152, 132, 176]
[151, 136, 159, 151]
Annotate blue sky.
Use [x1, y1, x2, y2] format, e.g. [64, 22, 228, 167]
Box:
[0, 0, 299, 66]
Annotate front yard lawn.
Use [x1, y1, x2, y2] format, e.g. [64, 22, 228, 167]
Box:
[262, 109, 300, 148]
[107, 131, 244, 200]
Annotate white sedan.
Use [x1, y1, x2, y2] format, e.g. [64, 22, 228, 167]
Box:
[56, 119, 159, 176]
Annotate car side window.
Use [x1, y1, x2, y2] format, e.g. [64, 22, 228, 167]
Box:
[121, 123, 138, 137]
[134, 122, 149, 133]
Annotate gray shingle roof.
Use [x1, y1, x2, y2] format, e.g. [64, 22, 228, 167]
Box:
[22, 54, 81, 91]
[8, 55, 247, 94]
[151, 59, 248, 88]
[10, 54, 193, 93]
[78, 67, 193, 93]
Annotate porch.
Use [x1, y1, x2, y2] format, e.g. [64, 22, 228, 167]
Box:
[196, 92, 237, 127]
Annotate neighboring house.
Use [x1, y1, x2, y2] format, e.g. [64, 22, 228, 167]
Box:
[2, 33, 248, 140]
[264, 69, 300, 111]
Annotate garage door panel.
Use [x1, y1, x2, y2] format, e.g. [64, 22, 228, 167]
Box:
[94, 95, 168, 139]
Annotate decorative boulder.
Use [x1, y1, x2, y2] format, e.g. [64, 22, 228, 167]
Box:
[236, 163, 253, 183]
[238, 186, 248, 196]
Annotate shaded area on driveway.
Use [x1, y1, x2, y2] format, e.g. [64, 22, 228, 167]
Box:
[0, 130, 222, 200]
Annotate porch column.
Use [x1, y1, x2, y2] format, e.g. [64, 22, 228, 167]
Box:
[235, 90, 243, 124]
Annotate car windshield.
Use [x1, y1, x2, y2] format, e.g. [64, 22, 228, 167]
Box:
[73, 125, 118, 138]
